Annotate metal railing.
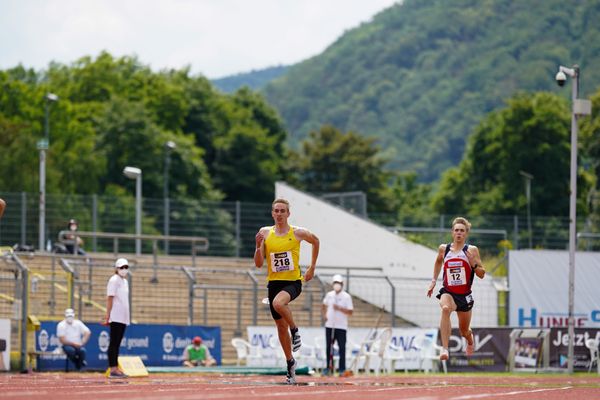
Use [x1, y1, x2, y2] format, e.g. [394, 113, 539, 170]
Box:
[0, 252, 29, 371]
[58, 230, 208, 283]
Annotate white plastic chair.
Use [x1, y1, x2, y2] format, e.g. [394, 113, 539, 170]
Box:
[268, 335, 287, 367]
[350, 332, 380, 375]
[231, 338, 262, 366]
[296, 340, 319, 371]
[363, 328, 393, 376]
[585, 338, 599, 374]
[347, 339, 361, 371]
[414, 334, 447, 374]
[383, 339, 408, 374]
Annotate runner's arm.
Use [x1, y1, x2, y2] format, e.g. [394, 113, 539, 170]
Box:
[427, 244, 445, 297]
[468, 245, 486, 279]
[296, 228, 319, 282]
[254, 228, 267, 268]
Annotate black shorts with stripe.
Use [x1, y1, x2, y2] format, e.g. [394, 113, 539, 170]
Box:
[436, 287, 474, 312]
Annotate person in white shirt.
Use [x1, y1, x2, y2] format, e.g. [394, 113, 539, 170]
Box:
[56, 308, 91, 370]
[104, 257, 131, 379]
[321, 274, 353, 376]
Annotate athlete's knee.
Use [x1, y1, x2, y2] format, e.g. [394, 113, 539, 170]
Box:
[460, 327, 471, 338]
[440, 304, 452, 314]
[272, 298, 287, 312]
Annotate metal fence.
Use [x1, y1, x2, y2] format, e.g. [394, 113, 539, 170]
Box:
[1, 192, 599, 260]
[0, 252, 29, 371]
[0, 192, 273, 257]
[0, 252, 419, 369]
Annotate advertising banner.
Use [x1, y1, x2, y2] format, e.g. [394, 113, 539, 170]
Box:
[509, 250, 600, 328]
[246, 326, 438, 371]
[447, 328, 512, 372]
[447, 327, 600, 372]
[0, 319, 9, 371]
[35, 322, 221, 371]
[549, 327, 600, 371]
[514, 337, 542, 367]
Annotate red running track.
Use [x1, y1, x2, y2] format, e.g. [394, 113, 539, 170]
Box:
[2, 372, 599, 400]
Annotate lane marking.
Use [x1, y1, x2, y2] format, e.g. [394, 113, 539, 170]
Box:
[450, 386, 573, 399]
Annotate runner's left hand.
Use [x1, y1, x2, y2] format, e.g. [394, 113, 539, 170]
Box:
[304, 266, 315, 282]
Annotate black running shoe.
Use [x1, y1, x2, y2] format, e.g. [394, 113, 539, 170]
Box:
[286, 358, 297, 384]
[108, 370, 128, 379]
[291, 328, 301, 352]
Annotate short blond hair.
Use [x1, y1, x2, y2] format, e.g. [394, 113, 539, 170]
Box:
[272, 198, 290, 210]
[451, 217, 471, 231]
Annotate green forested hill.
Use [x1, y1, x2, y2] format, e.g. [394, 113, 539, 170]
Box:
[212, 65, 288, 93]
[263, 0, 600, 181]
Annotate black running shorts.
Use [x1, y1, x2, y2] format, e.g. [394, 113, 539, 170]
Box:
[267, 280, 302, 320]
[436, 287, 474, 312]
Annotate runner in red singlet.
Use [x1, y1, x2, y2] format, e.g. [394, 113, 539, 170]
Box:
[427, 217, 486, 361]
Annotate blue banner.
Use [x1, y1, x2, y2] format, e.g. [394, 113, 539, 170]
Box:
[35, 321, 221, 371]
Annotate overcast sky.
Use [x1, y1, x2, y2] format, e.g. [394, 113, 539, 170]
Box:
[1, 0, 398, 79]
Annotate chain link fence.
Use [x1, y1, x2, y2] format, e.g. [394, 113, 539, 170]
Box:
[1, 192, 599, 260]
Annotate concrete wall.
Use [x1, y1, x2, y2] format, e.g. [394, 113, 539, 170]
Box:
[275, 181, 435, 278]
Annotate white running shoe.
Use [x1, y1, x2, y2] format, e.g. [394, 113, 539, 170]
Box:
[440, 348, 449, 361]
[286, 358, 297, 384]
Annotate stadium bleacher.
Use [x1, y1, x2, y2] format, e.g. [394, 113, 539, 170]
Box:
[1, 252, 412, 364]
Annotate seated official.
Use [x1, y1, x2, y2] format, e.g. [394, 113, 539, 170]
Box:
[64, 219, 86, 255]
[57, 308, 91, 370]
[182, 336, 216, 367]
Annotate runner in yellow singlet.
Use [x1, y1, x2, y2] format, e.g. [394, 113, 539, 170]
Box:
[254, 198, 320, 384]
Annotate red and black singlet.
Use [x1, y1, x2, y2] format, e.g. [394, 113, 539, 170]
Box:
[442, 243, 475, 295]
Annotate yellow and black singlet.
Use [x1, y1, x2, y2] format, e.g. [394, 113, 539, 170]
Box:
[265, 225, 302, 281]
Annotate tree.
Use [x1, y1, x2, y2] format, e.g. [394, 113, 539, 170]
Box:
[294, 125, 395, 213]
[580, 90, 600, 228]
[209, 88, 288, 201]
[96, 97, 218, 200]
[432, 92, 579, 216]
[391, 171, 433, 225]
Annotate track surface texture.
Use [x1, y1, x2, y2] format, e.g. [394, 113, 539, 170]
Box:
[2, 372, 600, 399]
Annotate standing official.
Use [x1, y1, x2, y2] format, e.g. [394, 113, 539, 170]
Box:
[104, 257, 131, 378]
[322, 274, 353, 376]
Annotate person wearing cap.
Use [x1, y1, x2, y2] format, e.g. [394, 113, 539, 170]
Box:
[182, 336, 216, 367]
[64, 218, 86, 255]
[321, 274, 353, 376]
[56, 308, 91, 370]
[104, 258, 131, 378]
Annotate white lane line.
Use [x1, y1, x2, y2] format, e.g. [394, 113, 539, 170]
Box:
[450, 386, 573, 399]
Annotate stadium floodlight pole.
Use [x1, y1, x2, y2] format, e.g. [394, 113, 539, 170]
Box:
[555, 64, 591, 374]
[163, 141, 176, 255]
[518, 171, 534, 248]
[123, 166, 143, 255]
[38, 93, 59, 251]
